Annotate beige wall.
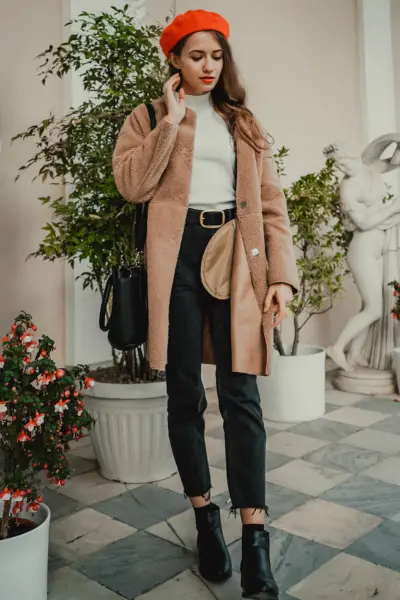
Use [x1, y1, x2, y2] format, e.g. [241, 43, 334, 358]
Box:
[0, 1, 65, 362]
[148, 0, 363, 348]
[0, 0, 363, 359]
[393, 0, 400, 131]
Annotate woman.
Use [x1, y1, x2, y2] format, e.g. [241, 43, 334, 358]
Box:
[113, 10, 299, 599]
[324, 139, 400, 372]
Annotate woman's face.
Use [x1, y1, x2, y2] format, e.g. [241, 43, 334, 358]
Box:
[170, 31, 224, 95]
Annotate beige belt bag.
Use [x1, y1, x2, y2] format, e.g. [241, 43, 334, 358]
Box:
[200, 219, 236, 300]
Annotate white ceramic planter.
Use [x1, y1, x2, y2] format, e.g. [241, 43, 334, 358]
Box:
[392, 348, 400, 394]
[259, 345, 326, 423]
[84, 364, 216, 484]
[85, 380, 177, 484]
[0, 503, 50, 600]
[202, 364, 216, 390]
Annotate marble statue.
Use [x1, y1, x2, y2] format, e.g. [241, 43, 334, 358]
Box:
[324, 134, 400, 376]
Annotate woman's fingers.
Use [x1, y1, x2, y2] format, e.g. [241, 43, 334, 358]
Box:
[273, 296, 287, 328]
[163, 73, 180, 95]
[178, 87, 185, 103]
[172, 74, 181, 89]
[263, 287, 275, 313]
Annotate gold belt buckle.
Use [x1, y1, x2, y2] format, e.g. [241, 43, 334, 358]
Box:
[199, 210, 226, 229]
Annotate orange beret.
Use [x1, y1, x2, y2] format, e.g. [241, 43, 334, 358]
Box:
[160, 9, 230, 56]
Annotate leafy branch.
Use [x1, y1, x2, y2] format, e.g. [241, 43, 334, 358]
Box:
[274, 148, 351, 355]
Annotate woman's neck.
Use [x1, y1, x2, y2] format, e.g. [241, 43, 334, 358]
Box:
[183, 91, 211, 112]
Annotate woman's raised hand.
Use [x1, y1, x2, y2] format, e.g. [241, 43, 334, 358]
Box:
[164, 74, 186, 126]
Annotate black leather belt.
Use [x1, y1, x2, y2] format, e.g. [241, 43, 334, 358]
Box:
[186, 207, 236, 229]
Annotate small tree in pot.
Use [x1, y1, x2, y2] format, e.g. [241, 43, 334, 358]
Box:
[12, 5, 167, 383]
[273, 147, 351, 356]
[259, 149, 351, 423]
[12, 7, 178, 483]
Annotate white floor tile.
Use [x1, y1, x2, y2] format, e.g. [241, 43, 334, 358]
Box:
[288, 553, 400, 600]
[271, 499, 381, 549]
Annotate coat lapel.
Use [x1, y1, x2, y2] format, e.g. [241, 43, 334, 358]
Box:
[235, 135, 261, 214]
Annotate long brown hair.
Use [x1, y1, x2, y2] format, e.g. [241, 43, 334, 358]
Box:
[168, 32, 271, 152]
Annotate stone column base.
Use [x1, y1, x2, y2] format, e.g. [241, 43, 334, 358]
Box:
[333, 366, 396, 395]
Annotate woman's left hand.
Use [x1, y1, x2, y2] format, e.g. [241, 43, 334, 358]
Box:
[263, 284, 293, 327]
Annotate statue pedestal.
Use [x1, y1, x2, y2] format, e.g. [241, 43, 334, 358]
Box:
[334, 366, 396, 395]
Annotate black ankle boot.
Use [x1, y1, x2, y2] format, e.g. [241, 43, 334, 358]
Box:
[194, 503, 232, 583]
[241, 529, 279, 599]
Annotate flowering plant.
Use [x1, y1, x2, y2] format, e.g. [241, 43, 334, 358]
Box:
[0, 312, 94, 540]
[390, 281, 400, 319]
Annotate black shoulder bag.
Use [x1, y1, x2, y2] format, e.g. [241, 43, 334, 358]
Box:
[99, 103, 156, 351]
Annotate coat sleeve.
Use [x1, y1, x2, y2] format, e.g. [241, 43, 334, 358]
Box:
[261, 149, 300, 294]
[112, 105, 179, 204]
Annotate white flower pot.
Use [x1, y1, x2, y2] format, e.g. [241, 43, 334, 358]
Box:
[258, 345, 326, 423]
[0, 503, 50, 600]
[202, 364, 216, 390]
[392, 348, 400, 393]
[85, 381, 177, 484]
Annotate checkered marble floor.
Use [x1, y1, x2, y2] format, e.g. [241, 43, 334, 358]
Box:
[47, 375, 400, 600]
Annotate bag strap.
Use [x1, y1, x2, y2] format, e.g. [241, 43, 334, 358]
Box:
[146, 102, 157, 130]
[135, 103, 157, 252]
[99, 272, 114, 332]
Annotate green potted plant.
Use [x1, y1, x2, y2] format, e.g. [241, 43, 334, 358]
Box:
[0, 312, 93, 600]
[12, 6, 183, 484]
[259, 148, 351, 422]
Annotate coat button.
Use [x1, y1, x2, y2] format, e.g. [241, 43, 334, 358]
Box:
[251, 248, 259, 257]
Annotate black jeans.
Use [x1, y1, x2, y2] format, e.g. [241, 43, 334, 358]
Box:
[166, 209, 267, 511]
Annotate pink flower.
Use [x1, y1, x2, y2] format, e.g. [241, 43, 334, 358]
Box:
[0, 488, 11, 501]
[26, 340, 38, 354]
[0, 402, 8, 417]
[27, 501, 40, 513]
[12, 501, 23, 516]
[0, 356, 4, 369]
[18, 431, 30, 443]
[55, 399, 69, 414]
[84, 377, 95, 389]
[13, 489, 25, 502]
[25, 417, 37, 432]
[31, 376, 45, 390]
[34, 412, 45, 426]
[32, 373, 53, 390]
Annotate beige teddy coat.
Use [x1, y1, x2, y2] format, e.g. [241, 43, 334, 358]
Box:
[112, 99, 299, 376]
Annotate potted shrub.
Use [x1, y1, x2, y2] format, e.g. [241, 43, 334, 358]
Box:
[259, 148, 351, 422]
[0, 312, 94, 600]
[13, 6, 214, 484]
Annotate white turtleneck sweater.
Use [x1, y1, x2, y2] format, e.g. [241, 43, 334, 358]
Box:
[184, 92, 236, 211]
